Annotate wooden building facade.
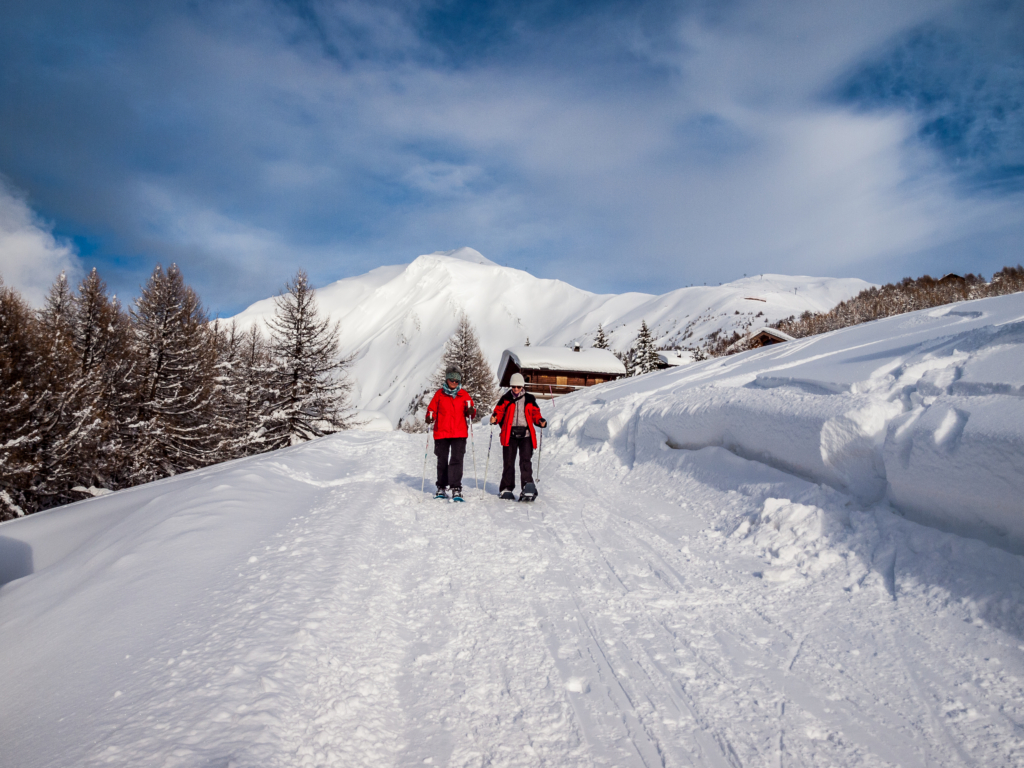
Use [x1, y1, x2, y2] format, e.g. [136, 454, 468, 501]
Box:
[497, 345, 627, 399]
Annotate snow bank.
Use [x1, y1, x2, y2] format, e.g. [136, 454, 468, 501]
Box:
[551, 293, 1024, 554]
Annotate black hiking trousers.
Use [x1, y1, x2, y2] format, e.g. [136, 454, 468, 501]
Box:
[500, 436, 534, 492]
[434, 437, 467, 490]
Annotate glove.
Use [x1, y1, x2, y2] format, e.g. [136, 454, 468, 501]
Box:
[425, 414, 434, 424]
[489, 415, 497, 425]
[538, 419, 547, 429]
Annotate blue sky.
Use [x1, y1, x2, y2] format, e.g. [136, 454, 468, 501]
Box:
[0, 0, 1021, 313]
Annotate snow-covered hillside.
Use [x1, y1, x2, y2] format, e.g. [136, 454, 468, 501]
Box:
[2, 291, 1023, 767]
[229, 248, 871, 425]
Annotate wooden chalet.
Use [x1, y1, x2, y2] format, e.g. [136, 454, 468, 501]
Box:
[747, 327, 795, 348]
[655, 350, 694, 370]
[497, 344, 627, 399]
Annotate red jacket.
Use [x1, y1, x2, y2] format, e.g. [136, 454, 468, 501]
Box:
[492, 390, 544, 448]
[426, 388, 476, 439]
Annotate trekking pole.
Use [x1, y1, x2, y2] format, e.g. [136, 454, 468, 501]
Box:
[420, 428, 431, 499]
[483, 424, 494, 496]
[469, 416, 479, 491]
[537, 428, 543, 484]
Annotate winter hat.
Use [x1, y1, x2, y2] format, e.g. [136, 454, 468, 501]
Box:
[445, 369, 462, 383]
[509, 373, 525, 387]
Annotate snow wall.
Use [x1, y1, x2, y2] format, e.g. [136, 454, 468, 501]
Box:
[550, 294, 1024, 555]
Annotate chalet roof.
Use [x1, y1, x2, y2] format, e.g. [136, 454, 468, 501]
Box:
[498, 346, 627, 377]
[657, 350, 693, 367]
[747, 327, 795, 343]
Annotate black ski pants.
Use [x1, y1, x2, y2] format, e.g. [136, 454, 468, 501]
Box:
[500, 436, 534, 492]
[434, 437, 466, 490]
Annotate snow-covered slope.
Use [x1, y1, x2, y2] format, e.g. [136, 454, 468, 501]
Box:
[552, 291, 1024, 555]
[230, 248, 871, 425]
[2, 290, 1023, 767]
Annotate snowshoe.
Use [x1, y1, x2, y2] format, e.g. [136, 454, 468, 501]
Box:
[519, 483, 538, 502]
[434, 488, 448, 500]
[499, 490, 516, 501]
[451, 488, 465, 502]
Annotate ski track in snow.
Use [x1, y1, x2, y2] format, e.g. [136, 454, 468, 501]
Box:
[17, 429, 1016, 768]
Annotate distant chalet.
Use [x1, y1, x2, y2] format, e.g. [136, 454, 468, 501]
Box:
[747, 327, 795, 347]
[656, 350, 693, 370]
[498, 345, 627, 399]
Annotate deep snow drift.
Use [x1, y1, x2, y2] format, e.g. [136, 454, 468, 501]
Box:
[229, 248, 871, 425]
[2, 292, 1023, 767]
[556, 291, 1024, 555]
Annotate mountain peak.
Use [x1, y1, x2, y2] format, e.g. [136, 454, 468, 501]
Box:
[423, 247, 498, 267]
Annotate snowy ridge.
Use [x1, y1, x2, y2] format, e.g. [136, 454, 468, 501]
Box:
[2, 291, 1023, 766]
[229, 248, 871, 425]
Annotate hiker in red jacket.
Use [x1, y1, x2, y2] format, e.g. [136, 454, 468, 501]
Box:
[490, 373, 546, 501]
[425, 369, 477, 501]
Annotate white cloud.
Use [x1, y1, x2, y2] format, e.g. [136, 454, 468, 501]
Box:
[1, 0, 1020, 312]
[0, 178, 80, 307]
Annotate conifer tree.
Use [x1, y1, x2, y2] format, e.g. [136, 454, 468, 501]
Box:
[209, 320, 244, 460]
[264, 270, 351, 448]
[0, 276, 39, 519]
[129, 264, 218, 480]
[39, 272, 74, 351]
[593, 323, 610, 350]
[212, 321, 276, 456]
[73, 269, 129, 376]
[70, 269, 135, 490]
[633, 320, 661, 376]
[237, 323, 276, 453]
[23, 273, 97, 509]
[431, 313, 499, 415]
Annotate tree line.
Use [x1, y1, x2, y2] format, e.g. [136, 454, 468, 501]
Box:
[0, 265, 350, 521]
[770, 266, 1024, 341]
[697, 266, 1024, 358]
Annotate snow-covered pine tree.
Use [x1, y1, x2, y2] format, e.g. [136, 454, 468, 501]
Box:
[264, 270, 351, 449]
[22, 272, 101, 510]
[129, 264, 218, 481]
[236, 323, 277, 454]
[593, 323, 610, 350]
[210, 320, 245, 461]
[73, 269, 129, 376]
[0, 276, 39, 519]
[70, 269, 136, 490]
[431, 313, 499, 416]
[212, 320, 276, 457]
[633, 320, 661, 376]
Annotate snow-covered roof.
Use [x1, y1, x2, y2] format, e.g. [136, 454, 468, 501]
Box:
[747, 327, 795, 343]
[657, 351, 693, 367]
[498, 346, 626, 380]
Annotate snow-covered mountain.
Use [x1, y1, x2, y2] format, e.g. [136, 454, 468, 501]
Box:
[229, 248, 872, 425]
[3, 291, 1023, 767]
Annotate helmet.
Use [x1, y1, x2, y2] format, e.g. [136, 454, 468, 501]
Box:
[509, 373, 525, 387]
[445, 369, 462, 383]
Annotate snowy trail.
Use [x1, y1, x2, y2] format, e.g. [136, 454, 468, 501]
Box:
[3, 427, 1024, 767]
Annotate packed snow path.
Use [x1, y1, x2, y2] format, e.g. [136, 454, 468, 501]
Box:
[3, 428, 1023, 767]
